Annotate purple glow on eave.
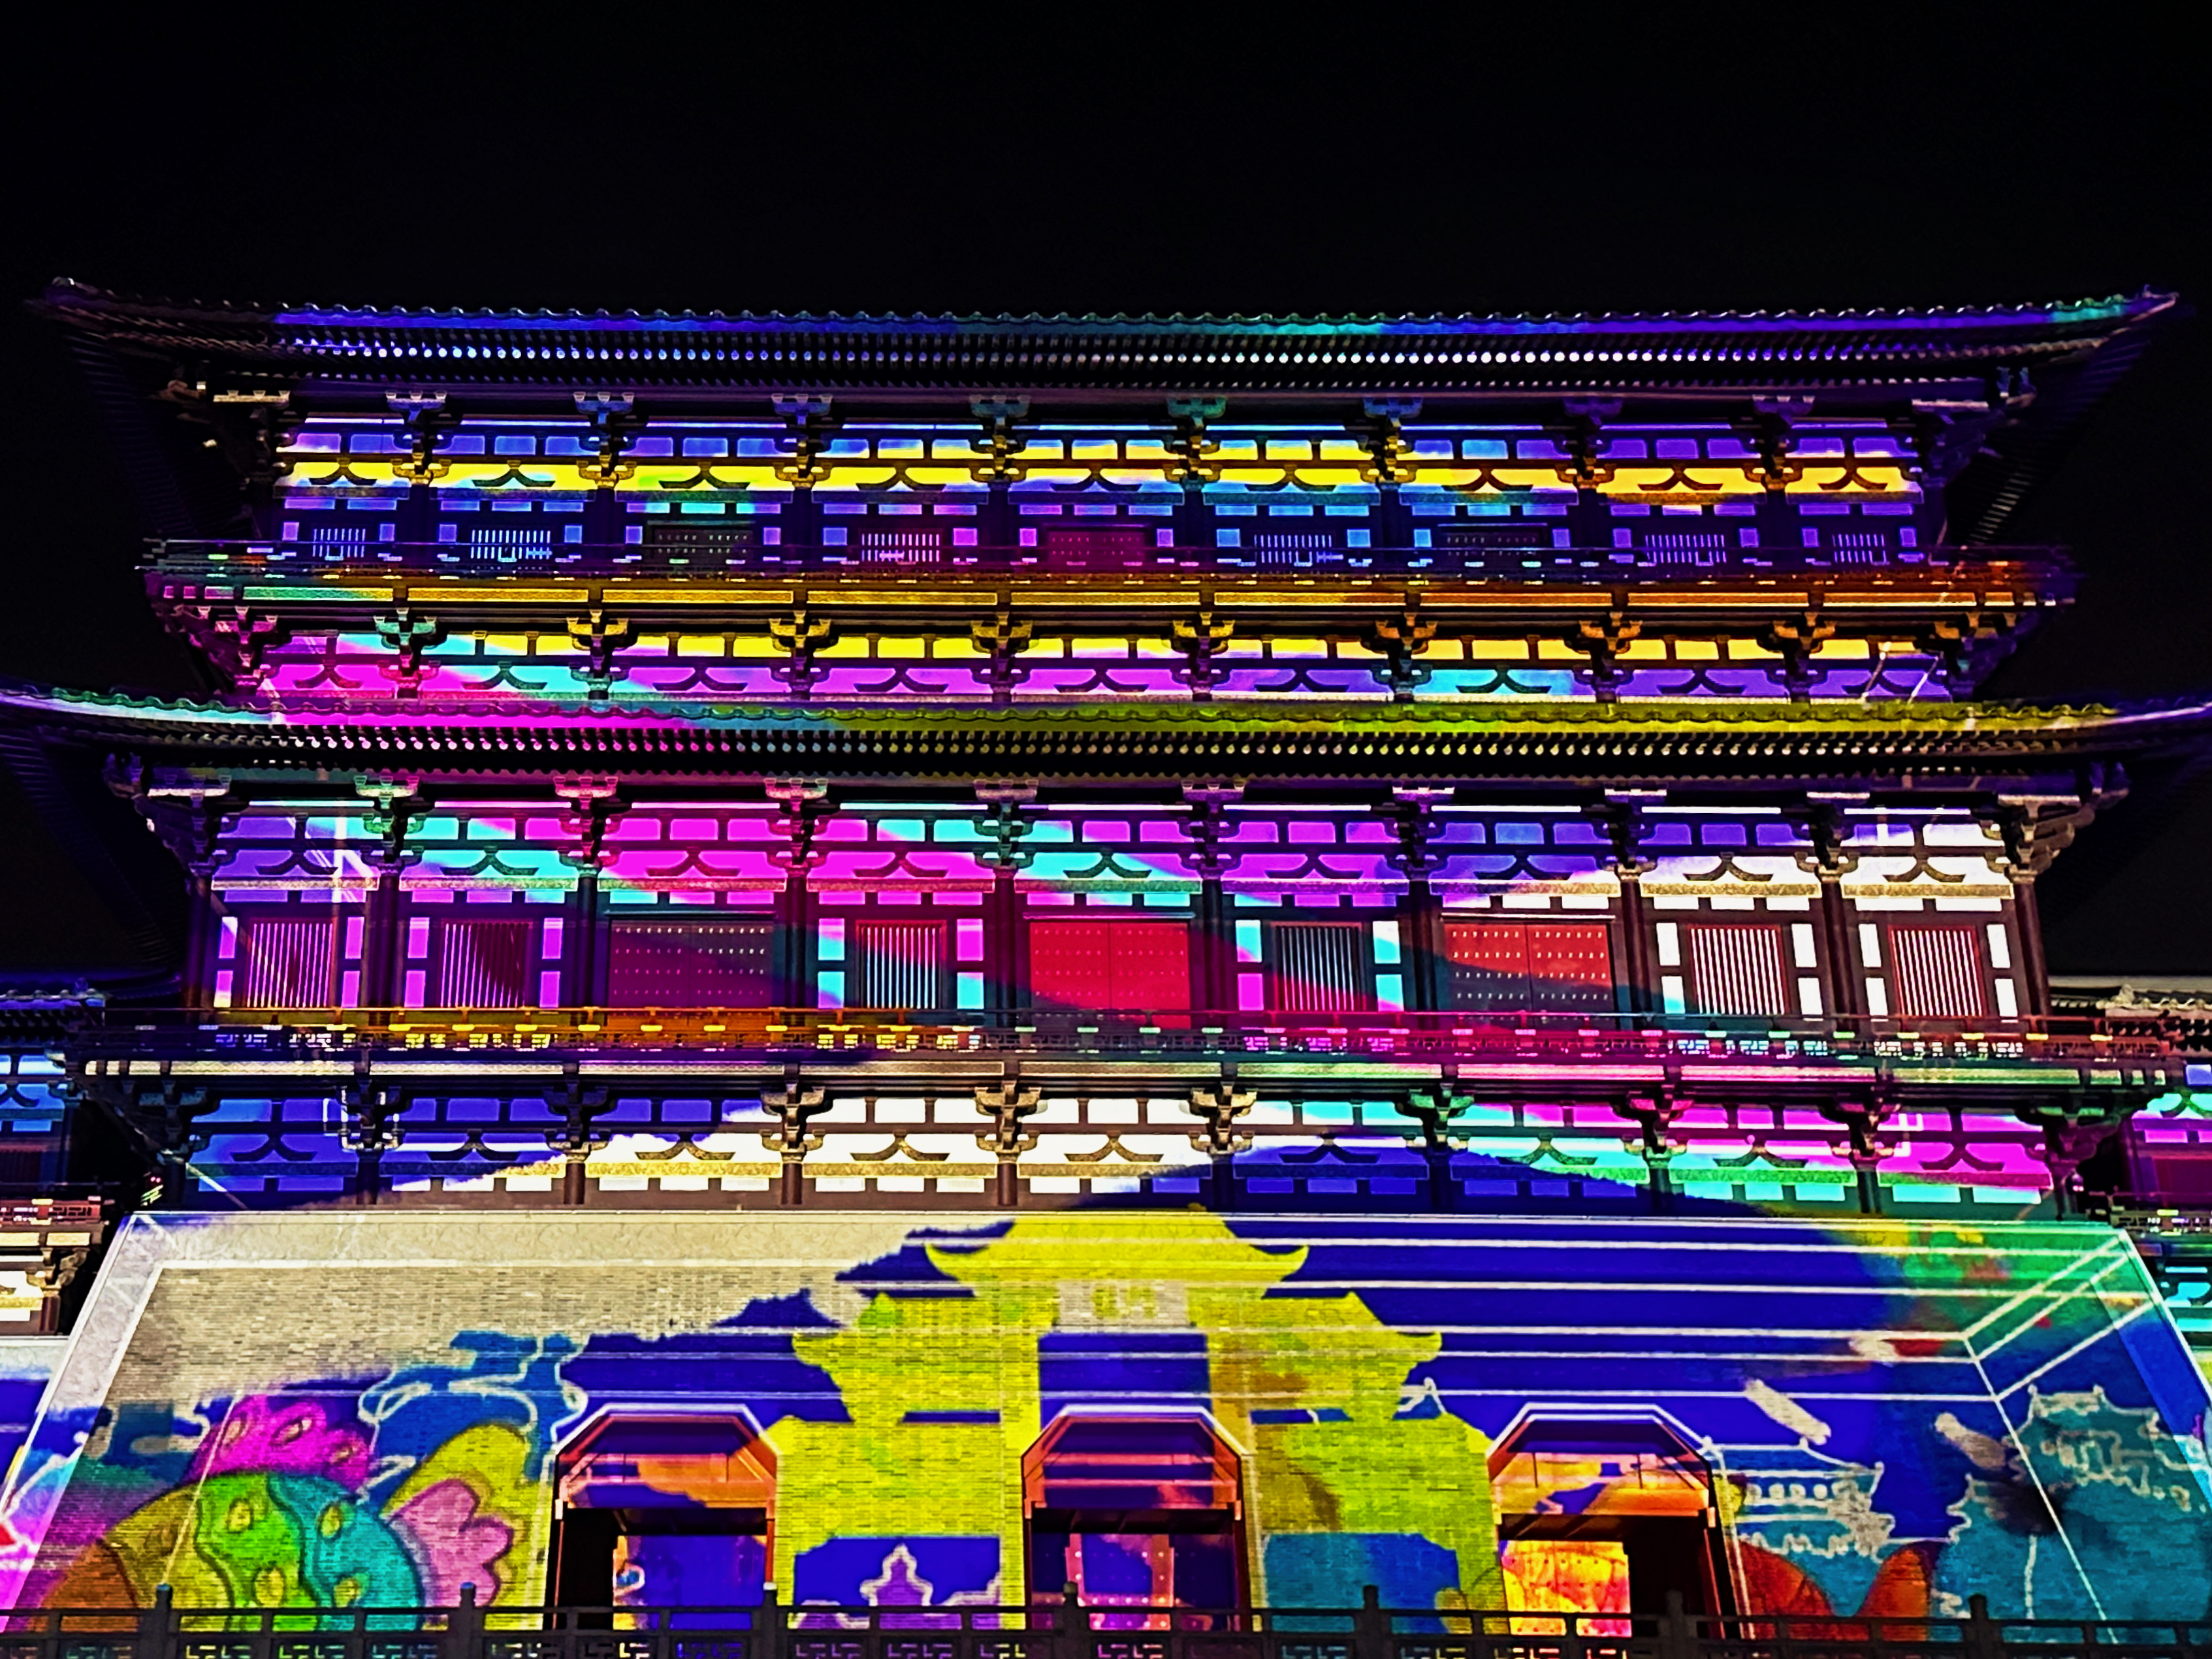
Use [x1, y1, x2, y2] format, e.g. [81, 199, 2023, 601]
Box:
[269, 295, 2166, 338]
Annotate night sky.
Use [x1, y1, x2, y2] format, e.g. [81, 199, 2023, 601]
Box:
[2, 27, 2202, 976]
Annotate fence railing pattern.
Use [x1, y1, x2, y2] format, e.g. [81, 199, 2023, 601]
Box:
[144, 540, 2060, 585]
[71, 1007, 2174, 1072]
[6, 1592, 2209, 1659]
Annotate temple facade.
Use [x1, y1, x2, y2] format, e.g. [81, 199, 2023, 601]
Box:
[3, 284, 2211, 1628]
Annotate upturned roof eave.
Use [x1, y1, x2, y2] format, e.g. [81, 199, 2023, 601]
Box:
[6, 685, 2206, 779]
[39, 280, 2175, 339]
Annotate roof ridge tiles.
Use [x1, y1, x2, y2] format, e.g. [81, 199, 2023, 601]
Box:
[0, 678, 2162, 730]
[39, 280, 2179, 334]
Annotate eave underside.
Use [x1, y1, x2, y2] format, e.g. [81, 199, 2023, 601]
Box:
[5, 694, 2194, 790]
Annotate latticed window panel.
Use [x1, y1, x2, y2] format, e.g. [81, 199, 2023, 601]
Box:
[1247, 528, 1344, 564]
[1683, 923, 1789, 1019]
[607, 920, 775, 1007]
[238, 916, 341, 1008]
[1637, 530, 1731, 566]
[307, 520, 370, 558]
[436, 918, 532, 1008]
[468, 521, 554, 562]
[1433, 523, 1553, 551]
[641, 518, 761, 566]
[1263, 921, 1371, 1014]
[1040, 526, 1155, 566]
[854, 524, 946, 563]
[1887, 923, 1988, 1020]
[852, 919, 949, 1009]
[1831, 528, 1893, 565]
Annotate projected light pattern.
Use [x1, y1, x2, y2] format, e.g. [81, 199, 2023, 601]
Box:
[12, 286, 2202, 1628]
[2, 1212, 2205, 1622]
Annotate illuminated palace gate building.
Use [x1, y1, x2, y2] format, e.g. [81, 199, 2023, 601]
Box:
[4, 284, 2212, 1630]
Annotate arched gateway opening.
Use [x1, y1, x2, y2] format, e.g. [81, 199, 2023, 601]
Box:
[1488, 1411, 1735, 1622]
[1023, 1413, 1249, 1618]
[550, 1413, 776, 1626]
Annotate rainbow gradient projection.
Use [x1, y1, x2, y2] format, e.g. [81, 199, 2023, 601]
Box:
[3, 1212, 2207, 1624]
[2, 284, 2209, 1624]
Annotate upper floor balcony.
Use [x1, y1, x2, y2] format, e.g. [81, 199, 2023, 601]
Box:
[54, 1003, 2174, 1221]
[67, 1001, 2173, 1082]
[147, 534, 2064, 588]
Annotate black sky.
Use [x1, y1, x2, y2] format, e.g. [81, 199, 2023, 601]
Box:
[1, 25, 2204, 976]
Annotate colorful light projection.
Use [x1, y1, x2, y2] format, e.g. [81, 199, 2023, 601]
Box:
[554, 1415, 775, 1628]
[3, 1211, 2205, 1622]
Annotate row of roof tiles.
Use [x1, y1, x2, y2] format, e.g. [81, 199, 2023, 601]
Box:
[44, 280, 2172, 334]
[0, 681, 2143, 727]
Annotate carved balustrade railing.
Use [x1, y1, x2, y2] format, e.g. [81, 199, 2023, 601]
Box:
[3, 1590, 2205, 1659]
[143, 538, 2062, 585]
[65, 1006, 2172, 1072]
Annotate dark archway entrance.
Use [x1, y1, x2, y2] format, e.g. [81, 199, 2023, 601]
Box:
[1488, 1411, 1736, 1621]
[1022, 1413, 1248, 1619]
[550, 1413, 776, 1627]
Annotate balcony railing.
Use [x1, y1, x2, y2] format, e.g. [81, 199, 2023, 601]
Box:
[71, 1006, 2173, 1071]
[0, 1194, 106, 1227]
[7, 1590, 2205, 1659]
[144, 538, 2062, 586]
[2080, 1193, 2212, 1232]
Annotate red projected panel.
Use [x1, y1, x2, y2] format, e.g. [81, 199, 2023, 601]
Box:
[1043, 526, 1152, 568]
[1031, 920, 1114, 1008]
[607, 920, 775, 1007]
[1887, 924, 1987, 1020]
[1445, 922, 1612, 1013]
[1031, 920, 1191, 1014]
[1526, 926, 1613, 1008]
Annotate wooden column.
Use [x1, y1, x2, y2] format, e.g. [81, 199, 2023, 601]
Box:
[2012, 877, 2052, 1018]
[564, 871, 605, 1006]
[118, 778, 240, 1012]
[974, 783, 1038, 1024]
[179, 877, 222, 1011]
[1792, 798, 1865, 1025]
[1746, 407, 1804, 558]
[1594, 794, 1660, 1018]
[987, 867, 1021, 1020]
[387, 393, 454, 550]
[1388, 790, 1454, 1014]
[1816, 873, 1863, 1020]
[1614, 873, 1656, 1016]
[1400, 882, 1448, 1012]
[1361, 400, 1419, 550]
[1556, 403, 1619, 551]
[556, 777, 627, 1010]
[1194, 877, 1232, 1013]
[1176, 479, 1210, 554]
[972, 397, 1027, 553]
[1375, 480, 1407, 552]
[578, 394, 639, 551]
[783, 481, 819, 550]
[765, 780, 830, 1014]
[773, 873, 811, 1010]
[398, 481, 436, 549]
[983, 481, 1014, 553]
[1183, 786, 1242, 1018]
[1982, 792, 2111, 1022]
[355, 779, 421, 1008]
[361, 870, 405, 1007]
[1166, 398, 1224, 556]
